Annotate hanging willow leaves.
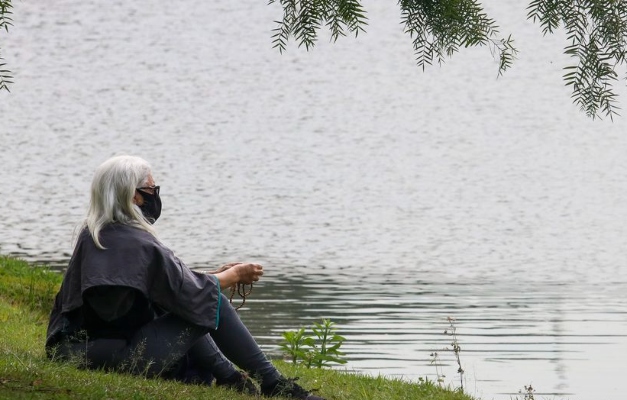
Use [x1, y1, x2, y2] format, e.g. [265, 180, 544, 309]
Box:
[269, 0, 367, 53]
[527, 0, 627, 119]
[3, 1, 627, 119]
[270, 0, 627, 120]
[0, 0, 13, 92]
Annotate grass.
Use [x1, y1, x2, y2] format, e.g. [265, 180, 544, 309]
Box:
[0, 255, 477, 400]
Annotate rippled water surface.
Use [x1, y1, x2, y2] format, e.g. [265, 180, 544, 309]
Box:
[2, 1, 627, 399]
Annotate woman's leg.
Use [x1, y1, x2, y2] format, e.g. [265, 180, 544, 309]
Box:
[209, 294, 281, 386]
[184, 330, 241, 380]
[208, 296, 325, 399]
[55, 313, 239, 381]
[122, 312, 238, 379]
[53, 337, 127, 370]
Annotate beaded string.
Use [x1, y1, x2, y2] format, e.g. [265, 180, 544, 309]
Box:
[228, 282, 253, 310]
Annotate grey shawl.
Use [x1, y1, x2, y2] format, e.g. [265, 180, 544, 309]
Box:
[46, 223, 221, 348]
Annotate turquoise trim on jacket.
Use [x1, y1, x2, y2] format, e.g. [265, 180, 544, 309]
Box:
[213, 275, 221, 329]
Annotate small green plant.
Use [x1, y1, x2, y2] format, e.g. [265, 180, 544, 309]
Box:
[280, 319, 347, 368]
[281, 327, 312, 364]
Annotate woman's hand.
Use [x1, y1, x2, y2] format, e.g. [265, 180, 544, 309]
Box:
[212, 262, 264, 289]
[233, 263, 264, 284]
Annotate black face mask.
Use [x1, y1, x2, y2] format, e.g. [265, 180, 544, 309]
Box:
[137, 189, 162, 224]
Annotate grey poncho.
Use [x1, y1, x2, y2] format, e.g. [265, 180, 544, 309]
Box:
[46, 223, 221, 348]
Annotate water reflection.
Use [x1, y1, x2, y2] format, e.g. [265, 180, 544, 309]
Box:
[193, 264, 627, 400]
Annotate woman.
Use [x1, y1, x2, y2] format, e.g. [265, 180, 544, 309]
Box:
[46, 155, 324, 400]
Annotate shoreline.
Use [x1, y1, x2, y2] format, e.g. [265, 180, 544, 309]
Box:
[0, 255, 477, 400]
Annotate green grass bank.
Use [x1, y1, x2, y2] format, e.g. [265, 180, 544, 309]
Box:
[0, 255, 476, 400]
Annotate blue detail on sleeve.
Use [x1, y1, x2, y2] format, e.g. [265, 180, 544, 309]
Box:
[213, 275, 221, 329]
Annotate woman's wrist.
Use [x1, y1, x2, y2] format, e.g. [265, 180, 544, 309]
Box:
[214, 268, 239, 289]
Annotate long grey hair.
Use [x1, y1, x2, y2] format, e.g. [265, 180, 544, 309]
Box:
[85, 155, 156, 249]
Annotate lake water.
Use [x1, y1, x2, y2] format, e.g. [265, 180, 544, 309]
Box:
[2, 1, 627, 399]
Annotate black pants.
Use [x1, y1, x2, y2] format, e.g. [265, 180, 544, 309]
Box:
[53, 294, 280, 385]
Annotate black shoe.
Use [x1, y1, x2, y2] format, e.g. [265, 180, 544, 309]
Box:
[216, 370, 260, 395]
[261, 377, 325, 400]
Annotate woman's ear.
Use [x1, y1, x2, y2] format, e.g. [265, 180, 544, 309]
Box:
[132, 191, 143, 206]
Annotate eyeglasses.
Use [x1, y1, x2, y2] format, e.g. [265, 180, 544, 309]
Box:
[136, 185, 160, 195]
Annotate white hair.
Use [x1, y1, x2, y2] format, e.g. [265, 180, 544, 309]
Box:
[84, 155, 156, 249]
